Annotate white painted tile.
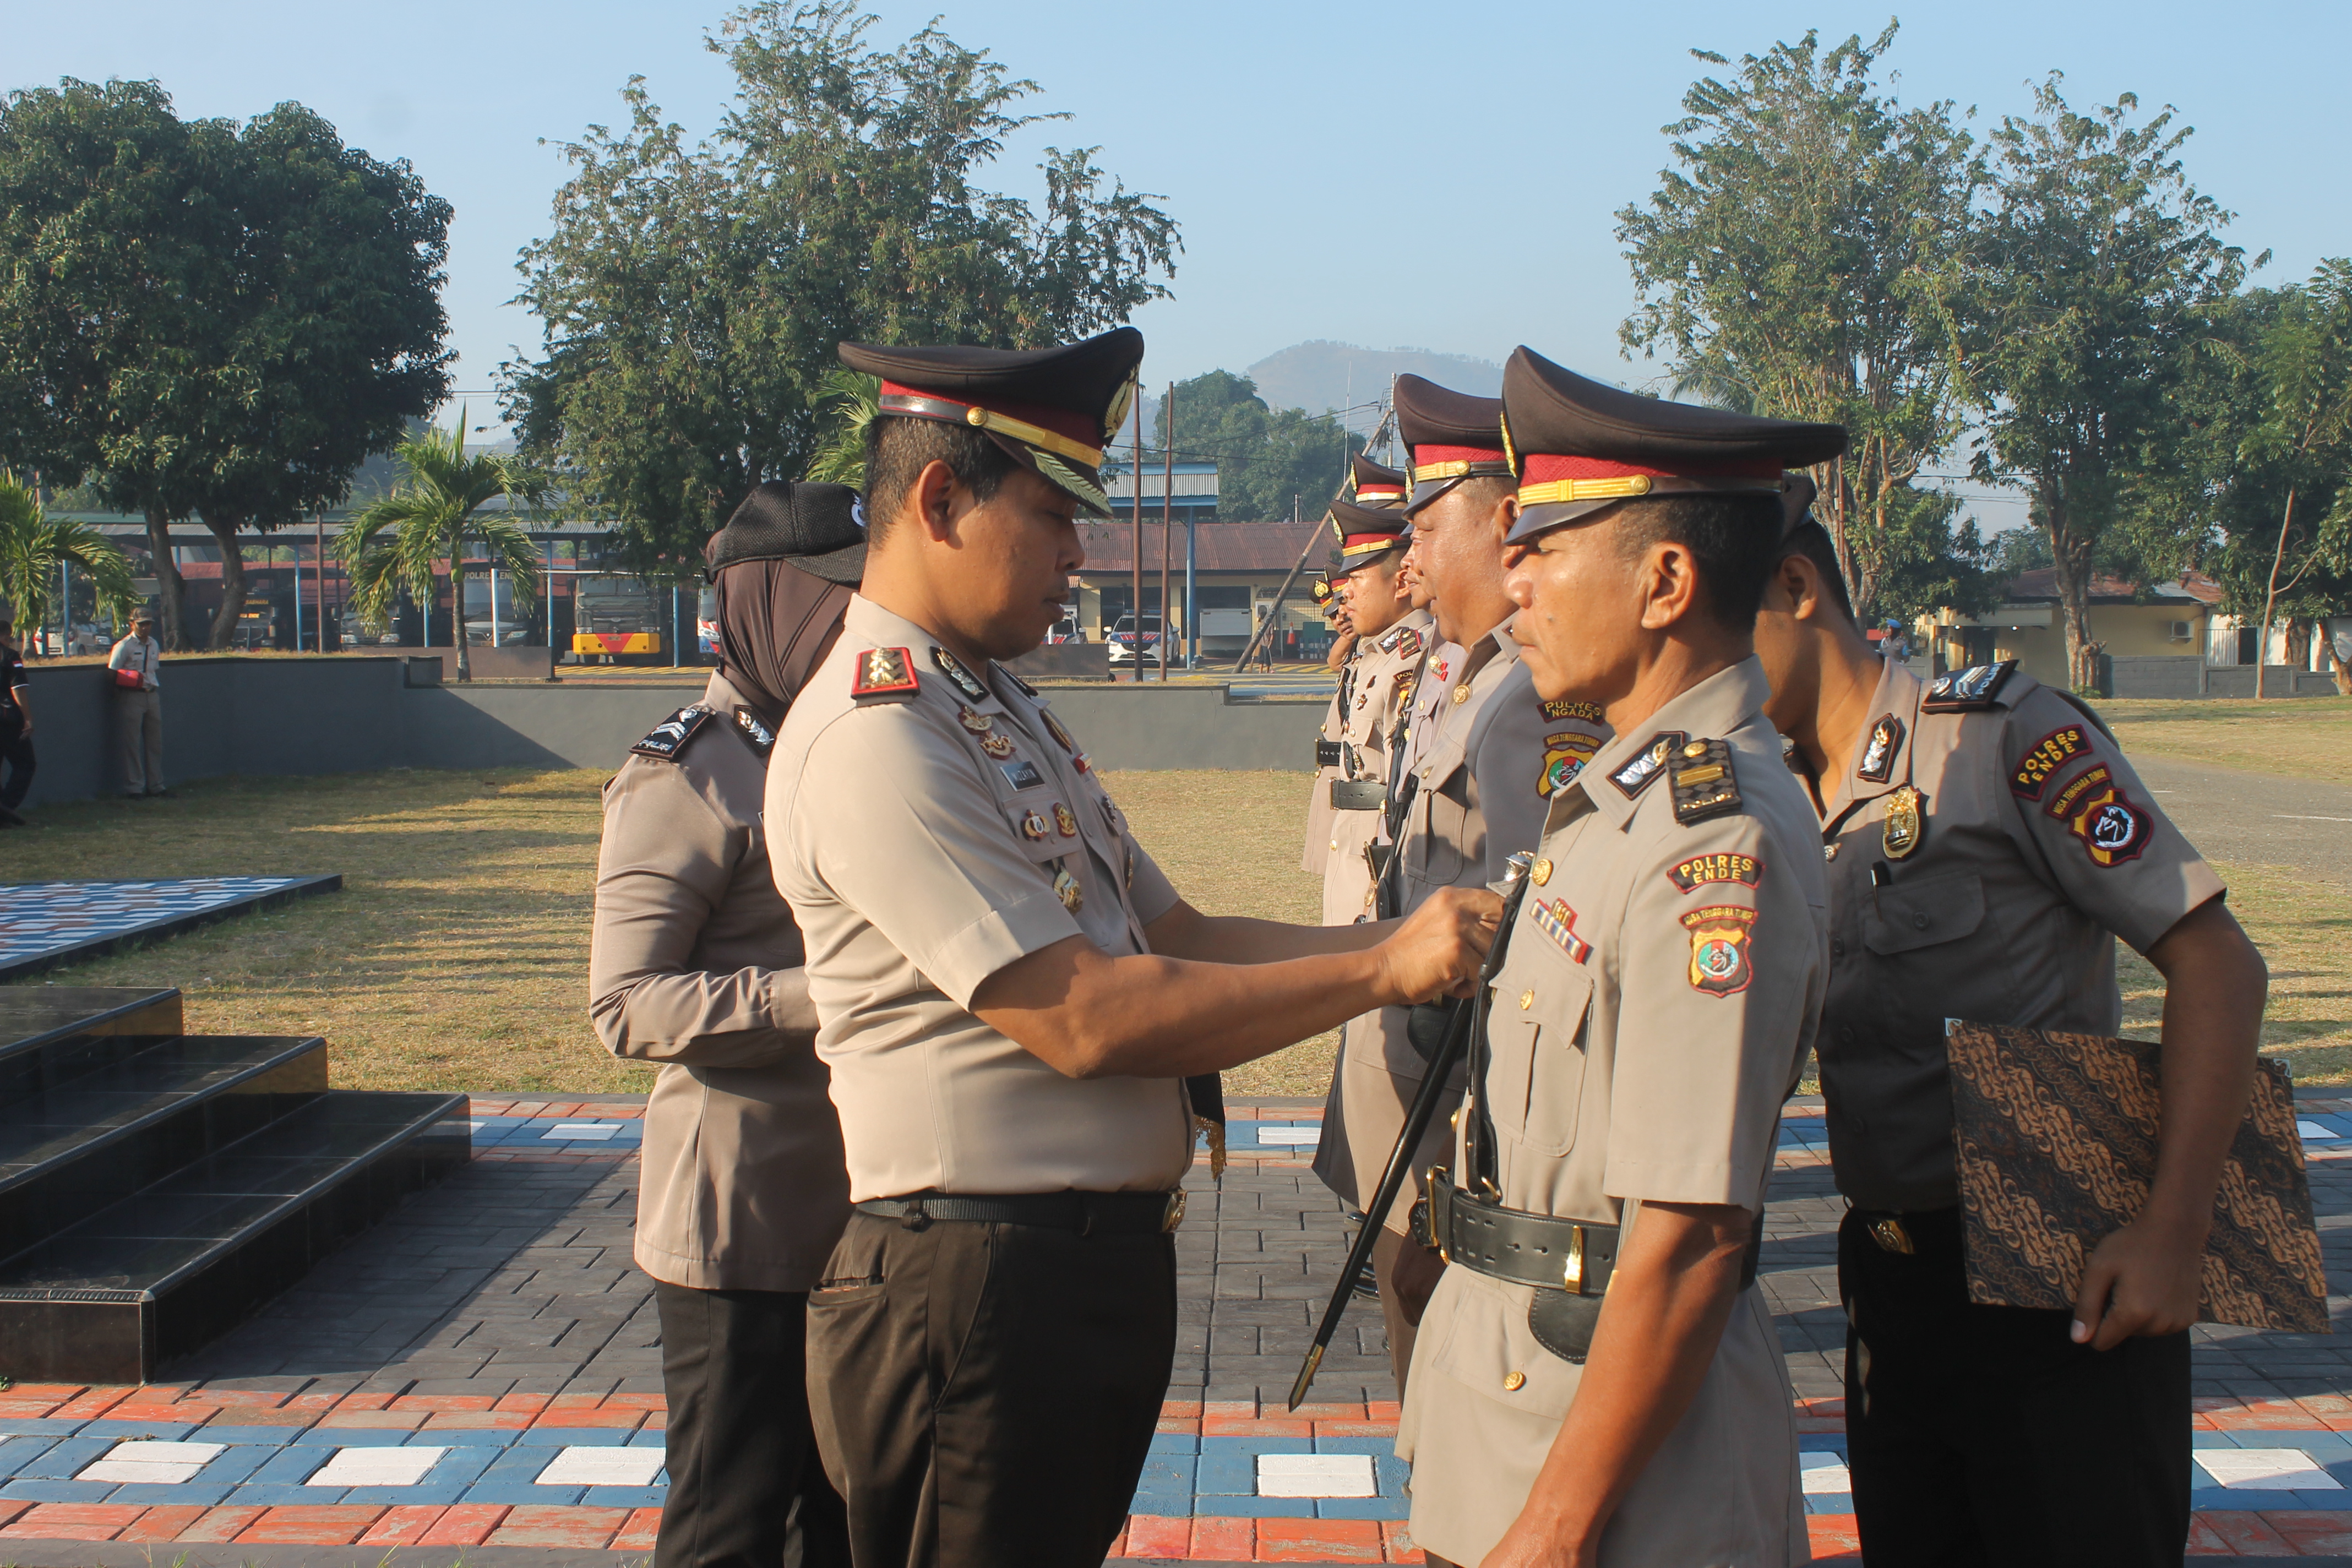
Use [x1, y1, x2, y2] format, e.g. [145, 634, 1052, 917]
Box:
[2195, 1448, 2342, 1490]
[305, 1446, 448, 1488]
[77, 1440, 225, 1485]
[1256, 1452, 1376, 1498]
[537, 1445, 667, 1487]
[1255, 1126, 1321, 1146]
[543, 1123, 619, 1141]
[2297, 1120, 2342, 1141]
[1799, 1452, 1852, 1495]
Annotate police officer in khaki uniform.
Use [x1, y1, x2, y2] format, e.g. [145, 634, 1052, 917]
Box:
[1313, 374, 1605, 1397]
[1315, 498, 1430, 925]
[1401, 349, 1844, 1568]
[1754, 489, 2268, 1567]
[764, 329, 1500, 1568]
[1304, 455, 1413, 880]
[590, 481, 867, 1568]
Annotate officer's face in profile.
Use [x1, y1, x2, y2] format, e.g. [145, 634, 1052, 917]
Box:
[1501, 514, 1644, 705]
[907, 463, 1085, 661]
[1340, 558, 1409, 638]
[1409, 484, 1511, 645]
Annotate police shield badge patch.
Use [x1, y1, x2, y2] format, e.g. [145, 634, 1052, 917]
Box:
[1882, 783, 1925, 859]
[1538, 730, 1601, 798]
[1681, 906, 1757, 996]
[2057, 772, 2153, 867]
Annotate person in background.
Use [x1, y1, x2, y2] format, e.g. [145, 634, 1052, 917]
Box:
[589, 481, 868, 1568]
[107, 611, 164, 799]
[0, 618, 34, 827]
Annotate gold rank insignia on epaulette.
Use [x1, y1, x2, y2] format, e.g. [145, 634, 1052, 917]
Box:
[1668, 738, 1743, 825]
[1396, 626, 1423, 659]
[930, 647, 988, 701]
[1923, 659, 2017, 712]
[852, 646, 920, 703]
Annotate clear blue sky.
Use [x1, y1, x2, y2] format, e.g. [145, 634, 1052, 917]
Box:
[13, 0, 2347, 502]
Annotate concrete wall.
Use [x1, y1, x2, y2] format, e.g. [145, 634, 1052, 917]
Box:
[12, 657, 1324, 807]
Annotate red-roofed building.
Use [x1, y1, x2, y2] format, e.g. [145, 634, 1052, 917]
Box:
[1070, 518, 1337, 655]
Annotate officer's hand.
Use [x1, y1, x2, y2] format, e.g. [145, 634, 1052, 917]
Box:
[2071, 1214, 2207, 1351]
[1377, 886, 1500, 1005]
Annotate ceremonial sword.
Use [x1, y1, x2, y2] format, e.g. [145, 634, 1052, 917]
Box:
[1288, 849, 1536, 1410]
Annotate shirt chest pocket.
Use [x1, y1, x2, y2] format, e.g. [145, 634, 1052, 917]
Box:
[1000, 799, 1081, 879]
[1860, 870, 1987, 957]
[1411, 762, 1469, 886]
[1484, 937, 1595, 1158]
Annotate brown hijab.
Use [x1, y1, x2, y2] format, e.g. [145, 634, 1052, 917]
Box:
[714, 558, 853, 726]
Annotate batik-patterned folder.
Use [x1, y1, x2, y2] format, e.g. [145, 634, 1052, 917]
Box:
[1946, 1020, 2328, 1334]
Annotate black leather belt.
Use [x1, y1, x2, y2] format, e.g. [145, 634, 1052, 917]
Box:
[1329, 780, 1385, 811]
[1314, 739, 1342, 768]
[1425, 1169, 1620, 1294]
[856, 1190, 1186, 1234]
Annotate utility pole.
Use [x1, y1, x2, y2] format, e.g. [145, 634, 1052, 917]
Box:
[1131, 391, 1145, 683]
[316, 509, 327, 651]
[1159, 382, 1174, 680]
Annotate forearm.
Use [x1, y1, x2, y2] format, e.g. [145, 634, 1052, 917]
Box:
[2144, 899, 2268, 1231]
[1508, 1204, 1751, 1559]
[974, 939, 1405, 1079]
[590, 966, 819, 1069]
[1150, 906, 1390, 966]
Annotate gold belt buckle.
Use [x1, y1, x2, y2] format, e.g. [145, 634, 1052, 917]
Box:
[1564, 1225, 1585, 1291]
[1870, 1216, 1915, 1255]
[1161, 1190, 1188, 1233]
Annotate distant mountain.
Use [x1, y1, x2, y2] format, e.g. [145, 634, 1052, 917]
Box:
[1244, 341, 1504, 422]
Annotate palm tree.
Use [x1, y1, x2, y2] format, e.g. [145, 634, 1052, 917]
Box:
[339, 411, 546, 682]
[0, 473, 140, 656]
[805, 369, 879, 488]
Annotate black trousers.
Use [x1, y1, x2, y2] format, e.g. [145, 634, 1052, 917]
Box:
[654, 1281, 850, 1568]
[0, 713, 31, 810]
[1841, 1206, 2190, 1568]
[805, 1210, 1177, 1568]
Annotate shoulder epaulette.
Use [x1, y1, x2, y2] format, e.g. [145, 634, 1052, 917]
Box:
[731, 704, 776, 760]
[997, 663, 1039, 698]
[930, 647, 988, 700]
[1609, 731, 1685, 799]
[852, 647, 921, 704]
[1395, 626, 1424, 660]
[631, 705, 714, 761]
[1669, 737, 1743, 826]
[1922, 659, 2018, 712]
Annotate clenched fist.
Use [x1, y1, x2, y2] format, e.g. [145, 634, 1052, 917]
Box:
[1376, 885, 1502, 1006]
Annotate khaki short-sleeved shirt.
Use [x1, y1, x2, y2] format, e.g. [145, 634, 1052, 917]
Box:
[1319, 608, 1435, 926]
[1398, 660, 1826, 1568]
[590, 671, 850, 1292]
[769, 597, 1194, 1201]
[1313, 617, 1608, 1228]
[1811, 660, 2227, 1210]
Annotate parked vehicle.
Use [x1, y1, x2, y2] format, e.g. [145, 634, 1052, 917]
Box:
[1107, 613, 1162, 668]
[1045, 614, 1087, 645]
[571, 576, 665, 662]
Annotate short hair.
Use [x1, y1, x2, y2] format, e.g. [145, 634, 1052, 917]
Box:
[862, 415, 1020, 543]
[1774, 519, 1856, 623]
[1611, 492, 1782, 633]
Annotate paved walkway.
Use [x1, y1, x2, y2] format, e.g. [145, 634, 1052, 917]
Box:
[8, 1097, 2352, 1563]
[2133, 755, 2352, 890]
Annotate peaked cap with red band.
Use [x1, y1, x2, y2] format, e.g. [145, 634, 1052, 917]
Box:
[1394, 374, 1513, 516]
[1500, 346, 1846, 545]
[1348, 454, 1408, 509]
[837, 328, 1144, 518]
[1327, 496, 1408, 578]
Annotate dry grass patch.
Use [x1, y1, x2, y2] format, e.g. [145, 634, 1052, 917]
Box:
[2102, 695, 2352, 786]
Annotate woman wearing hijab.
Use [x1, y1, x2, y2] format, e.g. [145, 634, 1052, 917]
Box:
[589, 481, 864, 1568]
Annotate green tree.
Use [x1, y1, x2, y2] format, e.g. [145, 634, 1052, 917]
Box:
[1970, 78, 2249, 690]
[0, 472, 138, 650]
[338, 415, 545, 683]
[509, 1, 1179, 572]
[1152, 371, 1362, 522]
[0, 78, 453, 649]
[1617, 24, 1981, 620]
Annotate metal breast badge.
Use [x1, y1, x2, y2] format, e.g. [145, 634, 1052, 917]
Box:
[1882, 784, 1925, 859]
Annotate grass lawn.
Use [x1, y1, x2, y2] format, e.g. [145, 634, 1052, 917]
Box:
[2101, 694, 2352, 786]
[2, 730, 2346, 1090]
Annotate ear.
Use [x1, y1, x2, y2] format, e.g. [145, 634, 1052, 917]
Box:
[1636, 538, 1701, 631]
[1485, 489, 1519, 545]
[910, 458, 962, 543]
[1777, 553, 1826, 623]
